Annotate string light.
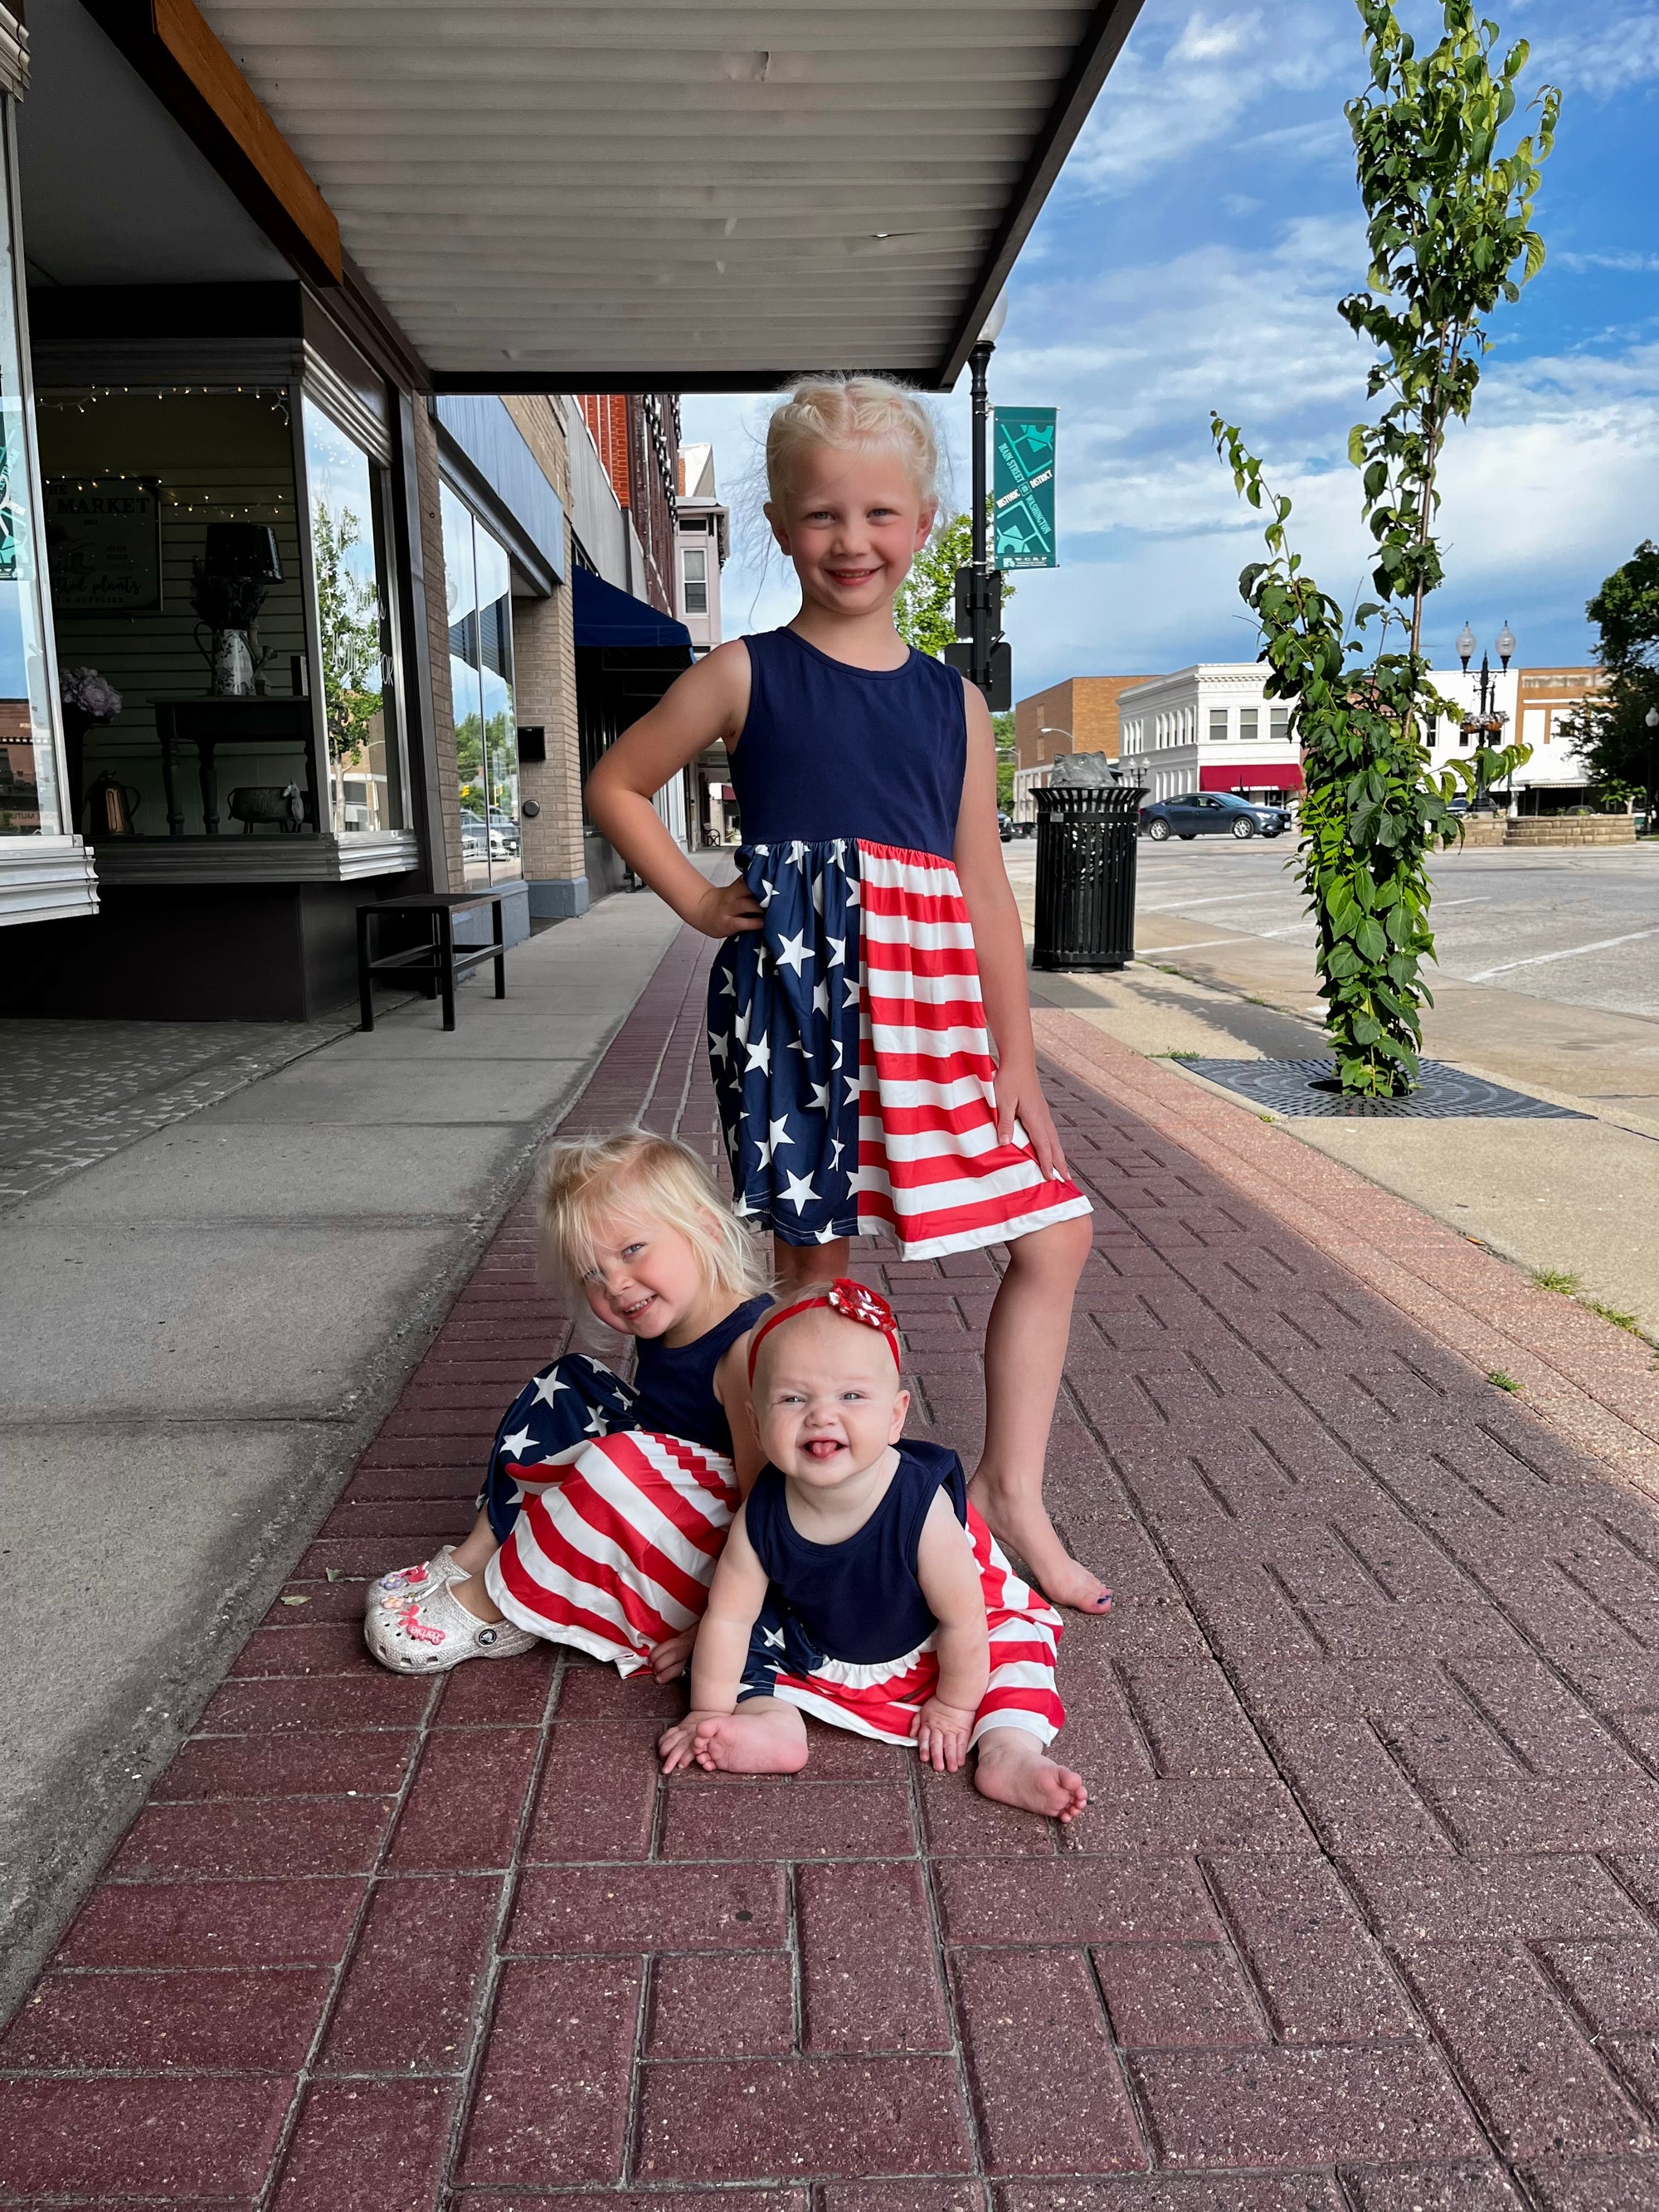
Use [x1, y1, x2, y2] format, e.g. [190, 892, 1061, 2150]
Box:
[38, 382, 290, 423]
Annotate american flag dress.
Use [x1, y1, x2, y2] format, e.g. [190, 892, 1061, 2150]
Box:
[738, 1441, 1065, 1748]
[711, 630, 1091, 1257]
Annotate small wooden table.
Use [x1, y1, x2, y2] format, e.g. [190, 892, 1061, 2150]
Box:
[358, 890, 508, 1032]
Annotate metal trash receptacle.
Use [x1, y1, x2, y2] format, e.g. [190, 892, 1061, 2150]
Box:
[1033, 781, 1148, 971]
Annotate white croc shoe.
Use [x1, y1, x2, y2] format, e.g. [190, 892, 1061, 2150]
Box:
[364, 1552, 536, 1674]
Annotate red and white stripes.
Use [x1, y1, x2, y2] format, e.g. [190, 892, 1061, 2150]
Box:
[487, 1431, 737, 1674]
[762, 1508, 1066, 1748]
[854, 840, 1093, 1260]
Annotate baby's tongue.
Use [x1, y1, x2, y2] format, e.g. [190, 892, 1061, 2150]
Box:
[806, 1437, 842, 1460]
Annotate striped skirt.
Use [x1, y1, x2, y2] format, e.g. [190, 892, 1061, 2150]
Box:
[740, 1508, 1065, 1748]
[709, 839, 1092, 1258]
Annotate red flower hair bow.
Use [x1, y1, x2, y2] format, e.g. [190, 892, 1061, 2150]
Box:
[747, 1277, 901, 1383]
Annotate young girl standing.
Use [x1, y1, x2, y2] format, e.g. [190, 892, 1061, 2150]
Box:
[586, 377, 1105, 1612]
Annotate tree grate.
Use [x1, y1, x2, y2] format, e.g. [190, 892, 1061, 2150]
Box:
[1178, 1057, 1587, 1120]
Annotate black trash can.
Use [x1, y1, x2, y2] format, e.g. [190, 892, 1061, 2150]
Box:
[1032, 782, 1148, 971]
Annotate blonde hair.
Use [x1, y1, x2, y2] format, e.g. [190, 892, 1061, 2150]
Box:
[765, 375, 941, 512]
[539, 1129, 768, 1303]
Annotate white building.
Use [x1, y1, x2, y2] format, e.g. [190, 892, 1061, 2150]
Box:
[1117, 660, 1604, 812]
[675, 443, 737, 842]
[1117, 665, 1300, 805]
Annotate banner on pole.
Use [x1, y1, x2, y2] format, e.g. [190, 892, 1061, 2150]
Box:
[992, 407, 1056, 570]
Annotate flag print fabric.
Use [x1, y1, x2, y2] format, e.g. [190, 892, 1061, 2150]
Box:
[709, 837, 1092, 1258]
[741, 1505, 1066, 1748]
[480, 1351, 738, 1673]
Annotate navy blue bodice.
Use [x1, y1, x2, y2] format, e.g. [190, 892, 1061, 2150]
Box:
[742, 1440, 969, 1665]
[729, 628, 968, 860]
[631, 1295, 772, 1456]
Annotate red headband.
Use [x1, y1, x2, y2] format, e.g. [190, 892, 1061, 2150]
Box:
[747, 1277, 901, 1383]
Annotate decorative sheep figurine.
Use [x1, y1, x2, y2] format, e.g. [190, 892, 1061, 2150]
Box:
[227, 783, 305, 834]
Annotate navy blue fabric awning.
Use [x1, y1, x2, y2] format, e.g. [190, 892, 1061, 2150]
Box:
[572, 567, 693, 655]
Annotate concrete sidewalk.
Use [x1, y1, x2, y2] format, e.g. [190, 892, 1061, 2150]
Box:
[0, 881, 694, 2008]
[7, 926, 1659, 2205]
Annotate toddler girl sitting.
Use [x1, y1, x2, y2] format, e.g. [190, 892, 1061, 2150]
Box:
[659, 1280, 1087, 1821]
[367, 1129, 770, 1680]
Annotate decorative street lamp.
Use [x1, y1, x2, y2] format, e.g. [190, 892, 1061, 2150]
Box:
[967, 293, 1008, 702]
[1457, 620, 1515, 814]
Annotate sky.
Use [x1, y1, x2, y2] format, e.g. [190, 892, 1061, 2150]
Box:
[682, 0, 1659, 694]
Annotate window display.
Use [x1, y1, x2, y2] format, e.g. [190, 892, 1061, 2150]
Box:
[441, 483, 519, 887]
[303, 397, 405, 835]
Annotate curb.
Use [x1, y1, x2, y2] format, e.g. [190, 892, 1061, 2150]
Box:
[1035, 1008, 1659, 1497]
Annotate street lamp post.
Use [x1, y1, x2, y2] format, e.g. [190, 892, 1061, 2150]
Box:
[968, 292, 1007, 702]
[1457, 621, 1515, 814]
[1646, 703, 1659, 836]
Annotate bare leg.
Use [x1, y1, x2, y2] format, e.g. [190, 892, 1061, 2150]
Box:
[773, 1234, 849, 1292]
[974, 1724, 1088, 1823]
[447, 1504, 507, 1626]
[662, 1698, 810, 1774]
[968, 1212, 1109, 1612]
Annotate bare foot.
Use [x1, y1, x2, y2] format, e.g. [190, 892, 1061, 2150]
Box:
[650, 1626, 696, 1683]
[969, 1474, 1112, 1613]
[975, 1725, 1088, 1823]
[659, 1702, 808, 1775]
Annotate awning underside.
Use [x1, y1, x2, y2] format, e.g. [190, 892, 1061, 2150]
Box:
[199, 0, 1141, 388]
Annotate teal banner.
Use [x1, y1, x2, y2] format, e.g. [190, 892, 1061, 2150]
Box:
[993, 407, 1056, 569]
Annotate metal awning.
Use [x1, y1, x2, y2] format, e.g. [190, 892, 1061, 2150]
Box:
[572, 567, 693, 654]
[187, 0, 1144, 391]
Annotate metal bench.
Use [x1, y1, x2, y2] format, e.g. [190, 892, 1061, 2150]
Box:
[357, 890, 507, 1032]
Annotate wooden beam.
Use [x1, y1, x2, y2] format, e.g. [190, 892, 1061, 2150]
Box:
[83, 0, 342, 286]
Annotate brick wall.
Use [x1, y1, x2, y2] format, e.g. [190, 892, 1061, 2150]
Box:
[503, 398, 584, 887]
[1014, 675, 1161, 768]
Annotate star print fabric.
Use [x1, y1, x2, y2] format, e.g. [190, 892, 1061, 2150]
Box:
[478, 1354, 640, 1540]
[709, 839, 862, 1246]
[708, 837, 1093, 1259]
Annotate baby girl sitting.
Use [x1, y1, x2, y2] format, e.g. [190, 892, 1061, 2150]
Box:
[659, 1279, 1087, 1821]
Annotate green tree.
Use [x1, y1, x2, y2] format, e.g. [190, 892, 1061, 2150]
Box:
[312, 501, 382, 771]
[1213, 0, 1554, 1096]
[1564, 541, 1659, 825]
[991, 708, 1017, 810]
[895, 506, 1014, 661]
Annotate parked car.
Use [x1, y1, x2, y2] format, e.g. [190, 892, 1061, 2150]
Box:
[1139, 791, 1291, 841]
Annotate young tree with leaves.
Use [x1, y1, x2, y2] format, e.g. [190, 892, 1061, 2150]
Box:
[894, 505, 1013, 662]
[1565, 540, 1659, 826]
[312, 502, 382, 774]
[1213, 0, 1555, 1096]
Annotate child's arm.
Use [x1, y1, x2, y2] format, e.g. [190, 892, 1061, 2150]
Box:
[659, 1508, 770, 1772]
[951, 680, 1070, 1179]
[713, 1333, 766, 1501]
[586, 642, 762, 938]
[913, 1491, 991, 1772]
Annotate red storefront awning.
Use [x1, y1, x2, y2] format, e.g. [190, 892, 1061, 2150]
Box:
[1201, 761, 1303, 793]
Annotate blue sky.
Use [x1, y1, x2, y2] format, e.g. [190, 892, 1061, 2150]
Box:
[683, 0, 1659, 693]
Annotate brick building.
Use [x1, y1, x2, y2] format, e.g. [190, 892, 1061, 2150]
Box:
[1012, 675, 1160, 819]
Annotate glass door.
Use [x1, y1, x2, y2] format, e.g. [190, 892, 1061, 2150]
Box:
[441, 483, 518, 888]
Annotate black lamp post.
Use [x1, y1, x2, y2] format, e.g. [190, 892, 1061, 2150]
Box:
[1457, 620, 1515, 814]
[968, 291, 1007, 701]
[1646, 703, 1659, 836]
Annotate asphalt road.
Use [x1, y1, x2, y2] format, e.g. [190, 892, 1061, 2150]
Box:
[1008, 838, 1659, 1023]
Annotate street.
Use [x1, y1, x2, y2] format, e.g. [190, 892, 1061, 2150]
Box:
[1008, 838, 1659, 1023]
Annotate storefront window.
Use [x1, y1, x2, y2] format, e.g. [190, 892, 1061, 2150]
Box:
[441, 482, 519, 887]
[303, 396, 404, 835]
[0, 100, 63, 838]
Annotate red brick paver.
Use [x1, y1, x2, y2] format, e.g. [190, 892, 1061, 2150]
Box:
[4, 926, 1659, 2205]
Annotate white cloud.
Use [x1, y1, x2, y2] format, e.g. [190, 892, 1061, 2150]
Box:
[1527, 8, 1659, 96]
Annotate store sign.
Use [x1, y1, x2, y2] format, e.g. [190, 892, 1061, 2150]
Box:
[992, 408, 1056, 570]
[45, 478, 163, 613]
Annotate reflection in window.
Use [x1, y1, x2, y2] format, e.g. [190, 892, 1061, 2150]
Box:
[441, 483, 518, 888]
[304, 398, 402, 835]
[0, 102, 61, 836]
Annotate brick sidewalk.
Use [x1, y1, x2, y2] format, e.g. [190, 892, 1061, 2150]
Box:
[5, 928, 1659, 2207]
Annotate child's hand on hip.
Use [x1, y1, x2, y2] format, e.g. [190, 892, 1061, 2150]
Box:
[693, 878, 765, 939]
[915, 1696, 976, 1772]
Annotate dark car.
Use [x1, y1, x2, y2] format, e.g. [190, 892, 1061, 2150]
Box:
[1139, 791, 1291, 842]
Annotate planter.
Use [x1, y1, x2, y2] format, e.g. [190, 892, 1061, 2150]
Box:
[1456, 813, 1507, 848]
[1505, 816, 1635, 848]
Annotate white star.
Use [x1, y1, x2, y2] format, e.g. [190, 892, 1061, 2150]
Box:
[808, 1079, 830, 1115]
[584, 1356, 608, 1371]
[832, 1040, 844, 1069]
[845, 878, 860, 906]
[829, 839, 847, 867]
[826, 936, 845, 968]
[770, 1115, 794, 1154]
[718, 969, 737, 999]
[759, 878, 777, 907]
[830, 1136, 845, 1169]
[780, 1168, 818, 1213]
[788, 840, 808, 866]
[812, 980, 830, 1019]
[844, 975, 860, 1009]
[708, 1029, 731, 1066]
[746, 1037, 772, 1076]
[775, 930, 812, 976]
[733, 1001, 752, 1045]
[752, 1135, 772, 1169]
[582, 1407, 608, 1437]
[816, 1225, 842, 1244]
[500, 1426, 539, 1461]
[753, 843, 770, 856]
[733, 1192, 758, 1216]
[531, 1370, 569, 1408]
[844, 1073, 861, 1106]
[763, 1623, 787, 1650]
